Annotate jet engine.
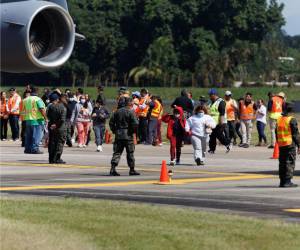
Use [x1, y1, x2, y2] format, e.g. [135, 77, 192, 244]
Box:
[0, 0, 75, 73]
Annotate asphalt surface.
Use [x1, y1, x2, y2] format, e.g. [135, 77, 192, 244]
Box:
[1, 140, 300, 222]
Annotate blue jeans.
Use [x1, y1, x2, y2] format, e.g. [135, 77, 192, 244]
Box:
[93, 124, 105, 146]
[9, 114, 19, 140]
[256, 121, 267, 143]
[25, 122, 44, 153]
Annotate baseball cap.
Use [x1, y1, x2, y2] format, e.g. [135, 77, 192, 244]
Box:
[225, 90, 232, 96]
[277, 92, 285, 98]
[208, 88, 218, 96]
[132, 91, 140, 97]
[49, 93, 59, 102]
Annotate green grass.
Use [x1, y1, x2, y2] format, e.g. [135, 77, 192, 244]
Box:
[1, 197, 300, 250]
[1, 86, 300, 101]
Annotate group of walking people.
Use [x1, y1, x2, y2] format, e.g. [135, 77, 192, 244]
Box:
[0, 85, 299, 187]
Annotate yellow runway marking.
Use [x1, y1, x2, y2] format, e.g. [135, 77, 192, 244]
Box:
[0, 161, 267, 177]
[284, 209, 300, 213]
[0, 174, 272, 191]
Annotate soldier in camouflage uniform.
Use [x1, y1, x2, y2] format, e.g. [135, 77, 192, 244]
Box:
[47, 93, 67, 164]
[109, 97, 140, 176]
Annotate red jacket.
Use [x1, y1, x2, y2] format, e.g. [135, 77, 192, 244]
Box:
[162, 106, 186, 139]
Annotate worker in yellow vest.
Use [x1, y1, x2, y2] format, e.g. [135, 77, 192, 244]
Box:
[22, 86, 47, 154]
[146, 96, 162, 145]
[238, 92, 257, 148]
[276, 103, 300, 188]
[207, 88, 231, 154]
[268, 92, 285, 148]
[224, 91, 238, 145]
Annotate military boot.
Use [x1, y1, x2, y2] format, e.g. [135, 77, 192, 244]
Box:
[279, 179, 298, 188]
[129, 167, 140, 176]
[110, 165, 120, 176]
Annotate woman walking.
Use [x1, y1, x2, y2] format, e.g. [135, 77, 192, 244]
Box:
[71, 96, 92, 148]
[256, 99, 267, 146]
[0, 91, 9, 141]
[185, 105, 216, 166]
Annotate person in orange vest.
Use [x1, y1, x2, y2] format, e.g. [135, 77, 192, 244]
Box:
[238, 92, 257, 148]
[7, 88, 22, 141]
[131, 91, 141, 115]
[276, 103, 299, 188]
[137, 88, 149, 144]
[146, 95, 162, 145]
[268, 92, 286, 149]
[0, 91, 9, 141]
[156, 96, 164, 146]
[224, 91, 238, 145]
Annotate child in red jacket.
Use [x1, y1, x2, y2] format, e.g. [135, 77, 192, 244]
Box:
[162, 106, 186, 166]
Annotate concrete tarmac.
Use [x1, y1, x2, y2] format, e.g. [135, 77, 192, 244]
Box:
[1, 141, 300, 222]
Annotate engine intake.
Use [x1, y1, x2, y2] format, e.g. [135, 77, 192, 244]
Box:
[0, 1, 75, 73]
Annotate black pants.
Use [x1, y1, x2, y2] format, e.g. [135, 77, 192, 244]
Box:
[0, 117, 8, 140]
[9, 114, 19, 140]
[48, 128, 66, 163]
[21, 121, 26, 147]
[235, 121, 243, 142]
[111, 140, 135, 168]
[279, 146, 296, 182]
[256, 121, 267, 143]
[65, 121, 74, 145]
[138, 117, 148, 143]
[209, 124, 230, 152]
[227, 120, 237, 142]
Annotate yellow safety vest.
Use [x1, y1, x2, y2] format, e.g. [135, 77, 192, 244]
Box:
[277, 116, 293, 147]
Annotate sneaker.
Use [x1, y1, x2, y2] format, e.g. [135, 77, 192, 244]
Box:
[268, 145, 274, 149]
[78, 144, 83, 148]
[71, 138, 75, 144]
[195, 158, 201, 166]
[226, 144, 232, 153]
[83, 144, 87, 148]
[97, 145, 103, 152]
[208, 150, 215, 154]
[31, 150, 44, 154]
[169, 160, 175, 166]
[66, 141, 73, 147]
[176, 160, 180, 165]
[159, 143, 163, 146]
[1, 139, 6, 141]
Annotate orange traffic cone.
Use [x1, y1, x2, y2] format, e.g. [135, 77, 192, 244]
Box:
[271, 142, 279, 159]
[158, 160, 170, 184]
[105, 130, 111, 144]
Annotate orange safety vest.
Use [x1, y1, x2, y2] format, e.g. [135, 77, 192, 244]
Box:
[225, 99, 236, 121]
[151, 100, 162, 118]
[277, 116, 293, 147]
[137, 97, 149, 118]
[240, 100, 255, 120]
[0, 99, 8, 115]
[7, 93, 21, 115]
[269, 96, 283, 120]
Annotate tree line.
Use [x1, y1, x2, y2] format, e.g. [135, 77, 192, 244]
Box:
[2, 0, 300, 87]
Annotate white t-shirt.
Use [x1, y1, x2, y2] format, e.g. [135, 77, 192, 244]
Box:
[256, 105, 267, 124]
[185, 113, 216, 137]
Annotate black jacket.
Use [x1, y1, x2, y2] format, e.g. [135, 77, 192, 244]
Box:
[109, 107, 138, 140]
